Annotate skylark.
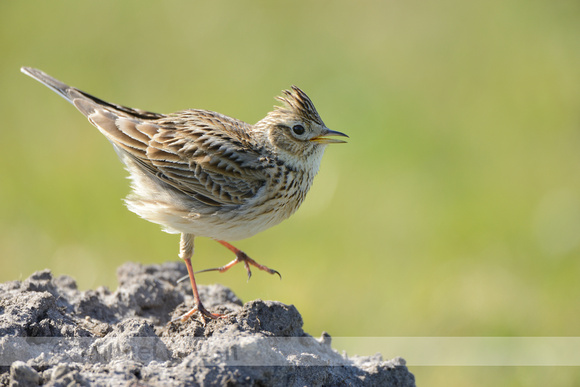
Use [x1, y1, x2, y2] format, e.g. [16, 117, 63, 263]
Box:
[21, 67, 348, 322]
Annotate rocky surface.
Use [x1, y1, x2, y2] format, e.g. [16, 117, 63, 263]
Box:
[0, 262, 415, 386]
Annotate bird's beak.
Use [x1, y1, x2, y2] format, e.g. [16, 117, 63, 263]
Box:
[310, 128, 349, 144]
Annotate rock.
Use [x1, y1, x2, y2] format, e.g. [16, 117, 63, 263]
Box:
[9, 361, 40, 387]
[0, 262, 415, 386]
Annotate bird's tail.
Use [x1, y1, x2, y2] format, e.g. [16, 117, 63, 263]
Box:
[21, 67, 80, 105]
[20, 67, 162, 120]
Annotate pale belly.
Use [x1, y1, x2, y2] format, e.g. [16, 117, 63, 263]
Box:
[124, 172, 308, 241]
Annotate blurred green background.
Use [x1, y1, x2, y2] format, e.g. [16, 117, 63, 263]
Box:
[2, 0, 580, 385]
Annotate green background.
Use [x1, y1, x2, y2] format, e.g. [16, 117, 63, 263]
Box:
[2, 0, 580, 385]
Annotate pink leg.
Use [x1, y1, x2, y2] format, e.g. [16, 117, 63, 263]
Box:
[172, 233, 224, 324]
[195, 240, 281, 280]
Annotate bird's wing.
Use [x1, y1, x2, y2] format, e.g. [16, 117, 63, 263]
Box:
[22, 67, 270, 206]
[149, 111, 271, 206]
[86, 107, 271, 207]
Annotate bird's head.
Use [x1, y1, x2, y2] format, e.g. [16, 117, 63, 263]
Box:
[256, 86, 348, 164]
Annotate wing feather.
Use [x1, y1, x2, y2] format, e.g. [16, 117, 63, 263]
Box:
[101, 109, 270, 206]
[146, 111, 271, 205]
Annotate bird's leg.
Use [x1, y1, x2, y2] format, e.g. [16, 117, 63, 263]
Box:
[195, 240, 281, 281]
[172, 233, 223, 323]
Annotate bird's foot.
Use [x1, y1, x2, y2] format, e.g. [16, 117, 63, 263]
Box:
[196, 248, 281, 281]
[171, 302, 224, 325]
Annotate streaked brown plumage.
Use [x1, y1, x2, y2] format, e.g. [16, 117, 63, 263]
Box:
[21, 67, 348, 322]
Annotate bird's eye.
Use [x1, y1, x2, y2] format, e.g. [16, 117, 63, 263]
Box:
[292, 125, 305, 135]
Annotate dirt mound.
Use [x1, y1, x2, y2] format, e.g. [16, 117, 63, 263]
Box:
[0, 262, 415, 386]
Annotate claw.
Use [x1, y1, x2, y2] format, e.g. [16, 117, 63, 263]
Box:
[171, 302, 225, 325]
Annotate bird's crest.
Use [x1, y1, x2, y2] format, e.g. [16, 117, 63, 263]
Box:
[275, 86, 324, 126]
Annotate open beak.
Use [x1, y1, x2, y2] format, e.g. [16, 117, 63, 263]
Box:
[310, 128, 349, 144]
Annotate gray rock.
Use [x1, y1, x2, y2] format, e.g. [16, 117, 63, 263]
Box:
[9, 361, 40, 387]
[0, 262, 415, 386]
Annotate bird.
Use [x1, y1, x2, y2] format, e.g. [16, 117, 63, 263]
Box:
[21, 67, 348, 323]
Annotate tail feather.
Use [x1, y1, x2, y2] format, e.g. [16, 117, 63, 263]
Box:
[20, 67, 163, 120]
[21, 67, 80, 105]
